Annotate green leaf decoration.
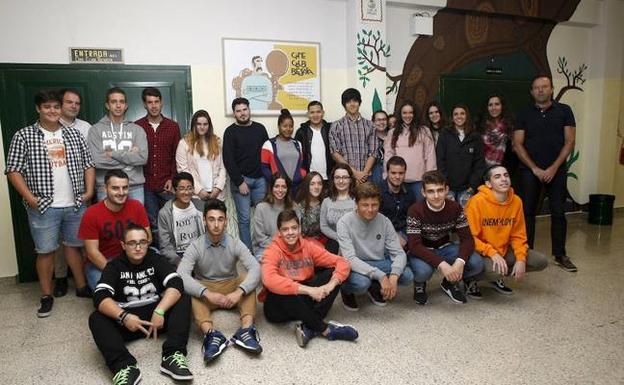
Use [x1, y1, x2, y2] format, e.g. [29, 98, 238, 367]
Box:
[372, 88, 382, 112]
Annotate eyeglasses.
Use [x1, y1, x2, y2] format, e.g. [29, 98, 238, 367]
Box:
[176, 186, 194, 192]
[124, 240, 150, 248]
[333, 176, 351, 180]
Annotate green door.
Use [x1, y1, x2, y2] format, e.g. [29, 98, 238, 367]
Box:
[0, 64, 192, 282]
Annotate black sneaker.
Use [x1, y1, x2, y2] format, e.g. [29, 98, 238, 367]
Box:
[367, 281, 387, 307]
[491, 278, 513, 295]
[555, 256, 578, 272]
[76, 285, 93, 298]
[202, 330, 228, 363]
[231, 325, 263, 354]
[37, 295, 54, 318]
[440, 278, 467, 304]
[295, 322, 318, 348]
[53, 277, 68, 297]
[413, 282, 428, 305]
[341, 291, 359, 312]
[112, 365, 141, 385]
[465, 279, 482, 300]
[160, 351, 193, 381]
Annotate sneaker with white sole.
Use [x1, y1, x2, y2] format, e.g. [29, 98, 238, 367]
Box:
[491, 278, 513, 295]
[465, 279, 482, 300]
[37, 295, 54, 318]
[413, 282, 428, 305]
[326, 321, 358, 342]
[231, 325, 263, 354]
[440, 278, 467, 304]
[202, 330, 228, 363]
[555, 256, 578, 272]
[295, 322, 318, 348]
[112, 365, 141, 385]
[367, 281, 387, 306]
[160, 351, 193, 381]
[341, 291, 359, 311]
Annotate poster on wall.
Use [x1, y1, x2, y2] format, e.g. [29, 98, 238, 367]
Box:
[222, 38, 321, 115]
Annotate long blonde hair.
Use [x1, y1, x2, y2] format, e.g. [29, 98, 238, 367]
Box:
[185, 109, 220, 159]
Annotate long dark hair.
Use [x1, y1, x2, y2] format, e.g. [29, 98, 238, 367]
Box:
[478, 93, 514, 134]
[264, 172, 294, 209]
[295, 171, 325, 211]
[448, 103, 475, 135]
[423, 101, 448, 130]
[391, 101, 429, 149]
[328, 163, 356, 201]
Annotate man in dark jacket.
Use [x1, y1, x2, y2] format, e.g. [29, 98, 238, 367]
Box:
[294, 101, 334, 181]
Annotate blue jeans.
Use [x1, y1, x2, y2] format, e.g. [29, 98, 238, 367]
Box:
[97, 184, 145, 204]
[144, 188, 174, 245]
[409, 243, 484, 283]
[26, 205, 86, 254]
[231, 176, 267, 250]
[370, 162, 384, 187]
[404, 181, 424, 202]
[447, 189, 472, 208]
[342, 259, 414, 295]
[85, 263, 103, 290]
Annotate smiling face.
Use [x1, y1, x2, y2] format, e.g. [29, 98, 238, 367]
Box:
[345, 99, 360, 116]
[272, 178, 288, 202]
[333, 168, 351, 194]
[308, 174, 323, 199]
[36, 100, 61, 128]
[121, 229, 149, 264]
[143, 95, 162, 119]
[61, 91, 81, 121]
[174, 179, 194, 205]
[105, 176, 129, 206]
[428, 106, 441, 126]
[278, 218, 300, 247]
[487, 96, 502, 119]
[401, 104, 414, 126]
[373, 112, 388, 133]
[485, 166, 511, 194]
[105, 92, 127, 120]
[452, 107, 467, 129]
[387, 164, 406, 189]
[308, 105, 324, 125]
[422, 182, 449, 210]
[233, 103, 250, 125]
[278, 117, 294, 139]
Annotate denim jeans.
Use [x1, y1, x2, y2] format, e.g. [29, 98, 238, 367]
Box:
[144, 188, 174, 246]
[85, 263, 103, 290]
[231, 176, 267, 251]
[408, 243, 484, 283]
[370, 162, 384, 187]
[26, 205, 86, 253]
[97, 184, 144, 204]
[404, 181, 424, 202]
[341, 259, 414, 295]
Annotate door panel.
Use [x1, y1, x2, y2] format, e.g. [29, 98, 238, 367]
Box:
[0, 64, 192, 282]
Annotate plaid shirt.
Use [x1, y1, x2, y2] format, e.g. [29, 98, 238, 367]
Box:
[135, 115, 180, 191]
[329, 114, 375, 171]
[5, 122, 95, 213]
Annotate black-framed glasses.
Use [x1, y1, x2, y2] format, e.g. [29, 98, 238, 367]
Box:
[124, 240, 150, 248]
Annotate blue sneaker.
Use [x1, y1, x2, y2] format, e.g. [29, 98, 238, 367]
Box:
[295, 322, 319, 348]
[202, 330, 228, 363]
[231, 325, 263, 354]
[326, 321, 358, 342]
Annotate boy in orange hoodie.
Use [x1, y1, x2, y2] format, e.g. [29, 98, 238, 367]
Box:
[464, 165, 548, 296]
[261, 209, 358, 348]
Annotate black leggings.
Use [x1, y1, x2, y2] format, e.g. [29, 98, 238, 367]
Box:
[263, 268, 339, 333]
[89, 294, 191, 373]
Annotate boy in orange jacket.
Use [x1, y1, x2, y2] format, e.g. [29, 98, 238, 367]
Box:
[464, 165, 548, 296]
[261, 209, 358, 348]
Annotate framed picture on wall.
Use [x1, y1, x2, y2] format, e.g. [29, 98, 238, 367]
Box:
[361, 0, 383, 22]
[222, 38, 321, 115]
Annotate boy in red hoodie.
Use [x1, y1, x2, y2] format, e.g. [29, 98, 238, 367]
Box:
[464, 165, 548, 296]
[261, 209, 358, 348]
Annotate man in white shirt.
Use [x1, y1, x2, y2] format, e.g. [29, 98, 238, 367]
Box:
[294, 101, 334, 182]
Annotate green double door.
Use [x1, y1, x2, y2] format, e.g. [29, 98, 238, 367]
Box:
[0, 64, 192, 282]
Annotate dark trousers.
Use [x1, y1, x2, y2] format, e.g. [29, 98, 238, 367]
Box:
[325, 239, 339, 254]
[144, 188, 174, 246]
[89, 294, 191, 373]
[519, 168, 567, 257]
[263, 268, 339, 333]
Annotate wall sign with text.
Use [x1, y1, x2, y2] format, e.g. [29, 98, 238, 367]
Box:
[70, 48, 124, 64]
[222, 38, 321, 115]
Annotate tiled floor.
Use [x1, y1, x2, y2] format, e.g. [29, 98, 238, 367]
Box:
[1, 212, 622, 384]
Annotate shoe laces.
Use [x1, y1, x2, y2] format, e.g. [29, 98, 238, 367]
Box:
[495, 278, 506, 287]
[112, 365, 135, 385]
[165, 351, 189, 369]
[415, 286, 425, 294]
[466, 280, 477, 292]
[239, 326, 260, 343]
[203, 331, 225, 352]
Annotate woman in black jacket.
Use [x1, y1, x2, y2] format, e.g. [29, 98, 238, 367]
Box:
[436, 104, 485, 207]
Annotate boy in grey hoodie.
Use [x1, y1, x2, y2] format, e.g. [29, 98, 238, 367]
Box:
[88, 87, 148, 202]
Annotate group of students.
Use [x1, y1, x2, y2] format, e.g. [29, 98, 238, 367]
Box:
[5, 74, 576, 385]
